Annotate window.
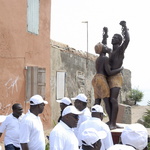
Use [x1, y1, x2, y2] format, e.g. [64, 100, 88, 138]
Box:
[27, 0, 40, 34]
[56, 72, 65, 100]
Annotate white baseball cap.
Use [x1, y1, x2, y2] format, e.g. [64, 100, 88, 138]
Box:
[121, 123, 148, 150]
[30, 95, 48, 105]
[56, 97, 72, 105]
[107, 144, 135, 150]
[71, 93, 87, 103]
[91, 105, 106, 116]
[62, 105, 82, 116]
[81, 128, 107, 148]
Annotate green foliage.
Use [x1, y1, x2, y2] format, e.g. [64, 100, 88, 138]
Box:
[148, 142, 150, 150]
[143, 109, 150, 128]
[143, 109, 150, 149]
[128, 88, 144, 104]
[45, 143, 50, 150]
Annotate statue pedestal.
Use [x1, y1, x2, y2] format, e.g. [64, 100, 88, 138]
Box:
[110, 123, 129, 144]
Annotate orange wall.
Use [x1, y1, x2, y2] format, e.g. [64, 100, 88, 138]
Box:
[0, 0, 51, 129]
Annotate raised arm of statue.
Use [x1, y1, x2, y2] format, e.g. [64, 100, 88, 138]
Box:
[119, 20, 130, 52]
[102, 27, 108, 45]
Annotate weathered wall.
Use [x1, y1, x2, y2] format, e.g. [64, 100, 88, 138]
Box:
[50, 40, 132, 125]
[0, 0, 51, 129]
[50, 40, 96, 125]
[119, 69, 131, 103]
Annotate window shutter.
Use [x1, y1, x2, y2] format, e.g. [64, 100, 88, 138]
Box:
[27, 0, 40, 34]
[26, 66, 46, 101]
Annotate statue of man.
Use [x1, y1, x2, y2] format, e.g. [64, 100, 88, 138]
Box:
[104, 21, 130, 130]
[92, 27, 123, 107]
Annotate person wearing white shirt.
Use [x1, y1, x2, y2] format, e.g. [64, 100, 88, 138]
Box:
[108, 123, 148, 150]
[80, 128, 106, 150]
[50, 105, 82, 150]
[56, 97, 72, 122]
[19, 95, 48, 150]
[71, 94, 91, 138]
[78, 105, 113, 150]
[0, 103, 23, 150]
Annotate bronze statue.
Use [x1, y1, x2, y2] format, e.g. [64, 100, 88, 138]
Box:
[92, 27, 123, 108]
[93, 21, 130, 130]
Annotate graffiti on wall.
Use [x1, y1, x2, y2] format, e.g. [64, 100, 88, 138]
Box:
[4, 76, 19, 97]
[76, 71, 85, 93]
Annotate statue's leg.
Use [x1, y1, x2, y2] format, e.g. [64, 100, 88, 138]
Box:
[109, 87, 120, 130]
[94, 98, 101, 105]
[103, 97, 111, 125]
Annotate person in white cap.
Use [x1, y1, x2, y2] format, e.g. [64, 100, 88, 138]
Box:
[107, 144, 135, 150]
[81, 128, 107, 150]
[19, 94, 48, 150]
[0, 103, 23, 150]
[50, 105, 82, 150]
[56, 97, 72, 122]
[78, 105, 113, 150]
[71, 94, 91, 138]
[121, 123, 148, 150]
[108, 123, 148, 150]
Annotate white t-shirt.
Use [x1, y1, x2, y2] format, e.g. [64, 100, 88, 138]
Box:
[0, 113, 23, 148]
[50, 121, 79, 150]
[78, 107, 91, 126]
[19, 111, 45, 150]
[78, 117, 114, 150]
[74, 107, 91, 137]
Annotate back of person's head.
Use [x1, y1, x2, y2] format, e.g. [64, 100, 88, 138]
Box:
[94, 43, 103, 54]
[121, 123, 148, 150]
[81, 128, 106, 150]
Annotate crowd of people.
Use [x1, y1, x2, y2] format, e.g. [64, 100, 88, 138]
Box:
[0, 94, 148, 150]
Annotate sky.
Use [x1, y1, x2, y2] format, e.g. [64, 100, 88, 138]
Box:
[50, 0, 150, 105]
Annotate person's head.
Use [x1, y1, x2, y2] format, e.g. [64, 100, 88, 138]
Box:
[12, 103, 23, 118]
[121, 123, 148, 150]
[81, 128, 106, 150]
[30, 95, 48, 115]
[56, 97, 72, 111]
[71, 94, 87, 111]
[111, 34, 122, 45]
[94, 42, 111, 55]
[91, 105, 106, 120]
[61, 105, 82, 128]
